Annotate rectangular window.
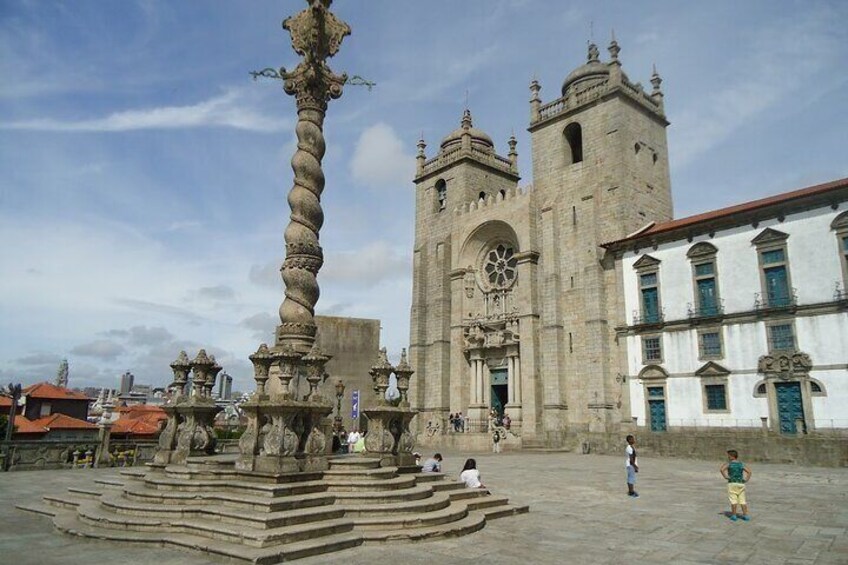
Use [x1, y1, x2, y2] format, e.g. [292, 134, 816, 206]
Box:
[768, 323, 795, 352]
[640, 273, 660, 323]
[642, 336, 662, 363]
[760, 248, 791, 307]
[40, 402, 52, 417]
[704, 384, 727, 411]
[647, 386, 664, 397]
[694, 261, 719, 315]
[699, 331, 722, 358]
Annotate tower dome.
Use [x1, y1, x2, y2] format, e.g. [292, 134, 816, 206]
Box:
[440, 109, 494, 153]
[561, 42, 614, 97]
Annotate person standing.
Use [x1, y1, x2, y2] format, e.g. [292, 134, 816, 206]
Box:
[492, 428, 502, 453]
[720, 449, 752, 521]
[625, 434, 639, 497]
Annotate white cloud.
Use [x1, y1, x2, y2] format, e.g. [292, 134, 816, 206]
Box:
[71, 339, 126, 360]
[0, 88, 288, 133]
[350, 123, 415, 190]
[322, 240, 410, 287]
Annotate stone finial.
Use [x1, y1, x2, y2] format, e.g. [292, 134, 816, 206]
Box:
[461, 108, 473, 130]
[303, 342, 331, 402]
[587, 42, 600, 63]
[190, 349, 214, 398]
[249, 343, 274, 397]
[529, 79, 541, 122]
[394, 348, 414, 408]
[416, 135, 426, 175]
[608, 30, 620, 61]
[650, 64, 664, 111]
[650, 64, 663, 93]
[508, 133, 518, 171]
[369, 347, 395, 405]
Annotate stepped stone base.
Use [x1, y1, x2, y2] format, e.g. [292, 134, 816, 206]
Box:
[18, 453, 528, 563]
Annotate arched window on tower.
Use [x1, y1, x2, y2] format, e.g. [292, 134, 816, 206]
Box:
[564, 122, 583, 165]
[478, 191, 487, 203]
[435, 179, 447, 211]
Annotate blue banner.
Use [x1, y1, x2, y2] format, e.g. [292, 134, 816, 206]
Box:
[351, 390, 360, 419]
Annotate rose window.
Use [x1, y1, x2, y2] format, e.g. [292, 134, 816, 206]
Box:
[483, 244, 518, 288]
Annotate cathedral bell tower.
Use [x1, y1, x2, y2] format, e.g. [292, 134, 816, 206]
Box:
[528, 37, 673, 434]
[409, 109, 522, 433]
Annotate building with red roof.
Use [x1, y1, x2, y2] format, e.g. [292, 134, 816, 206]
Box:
[20, 382, 91, 422]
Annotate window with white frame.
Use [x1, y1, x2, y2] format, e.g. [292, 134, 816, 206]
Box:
[753, 228, 792, 308]
[832, 211, 848, 293]
[687, 242, 720, 317]
[642, 335, 662, 363]
[698, 329, 723, 359]
[767, 322, 796, 352]
[704, 383, 728, 411]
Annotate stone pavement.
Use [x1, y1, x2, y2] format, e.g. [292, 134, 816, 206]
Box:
[1, 450, 846, 564]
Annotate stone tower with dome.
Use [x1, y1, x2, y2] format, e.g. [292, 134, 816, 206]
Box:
[409, 39, 673, 446]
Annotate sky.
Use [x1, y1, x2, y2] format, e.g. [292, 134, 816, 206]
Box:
[1, 0, 846, 393]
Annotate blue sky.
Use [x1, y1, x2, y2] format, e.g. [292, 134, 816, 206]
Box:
[1, 0, 846, 393]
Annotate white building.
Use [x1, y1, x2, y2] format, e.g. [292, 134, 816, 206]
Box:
[604, 178, 848, 434]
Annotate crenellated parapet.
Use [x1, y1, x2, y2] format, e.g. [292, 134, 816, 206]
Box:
[453, 184, 532, 217]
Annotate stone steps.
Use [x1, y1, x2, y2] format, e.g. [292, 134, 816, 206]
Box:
[330, 484, 435, 504]
[323, 475, 416, 492]
[340, 491, 451, 516]
[326, 456, 382, 470]
[322, 467, 398, 480]
[141, 475, 328, 497]
[99, 491, 344, 529]
[360, 511, 487, 542]
[31, 454, 529, 561]
[51, 508, 363, 564]
[75, 500, 354, 548]
[122, 484, 336, 513]
[351, 503, 468, 530]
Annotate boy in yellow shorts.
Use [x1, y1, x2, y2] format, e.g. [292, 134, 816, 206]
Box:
[720, 449, 752, 521]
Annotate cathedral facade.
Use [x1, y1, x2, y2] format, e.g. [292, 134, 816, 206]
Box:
[409, 39, 673, 443]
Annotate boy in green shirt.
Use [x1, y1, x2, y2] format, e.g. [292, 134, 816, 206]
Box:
[720, 449, 752, 521]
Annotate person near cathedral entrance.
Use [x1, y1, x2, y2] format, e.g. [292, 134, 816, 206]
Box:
[347, 429, 362, 452]
[625, 435, 639, 497]
[492, 428, 502, 453]
[503, 413, 511, 430]
[421, 453, 443, 472]
[720, 450, 752, 521]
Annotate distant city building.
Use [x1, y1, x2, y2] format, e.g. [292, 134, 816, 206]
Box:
[217, 372, 233, 400]
[119, 371, 135, 394]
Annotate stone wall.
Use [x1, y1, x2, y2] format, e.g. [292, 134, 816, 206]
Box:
[560, 429, 848, 468]
[315, 315, 381, 433]
[0, 439, 158, 472]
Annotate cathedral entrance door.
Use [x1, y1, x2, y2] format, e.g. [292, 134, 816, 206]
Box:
[490, 369, 508, 421]
[647, 386, 667, 432]
[775, 381, 804, 434]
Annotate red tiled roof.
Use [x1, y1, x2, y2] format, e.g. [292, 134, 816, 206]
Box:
[14, 413, 97, 434]
[0, 397, 13, 409]
[23, 382, 91, 401]
[603, 177, 848, 248]
[110, 418, 160, 436]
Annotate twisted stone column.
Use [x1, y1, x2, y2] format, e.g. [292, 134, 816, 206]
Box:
[275, 0, 350, 351]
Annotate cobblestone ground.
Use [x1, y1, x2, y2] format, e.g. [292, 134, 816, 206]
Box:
[1, 450, 846, 564]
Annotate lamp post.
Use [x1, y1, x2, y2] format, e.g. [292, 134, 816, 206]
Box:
[333, 379, 346, 432]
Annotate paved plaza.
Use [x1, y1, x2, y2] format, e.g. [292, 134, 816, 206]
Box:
[1, 450, 846, 564]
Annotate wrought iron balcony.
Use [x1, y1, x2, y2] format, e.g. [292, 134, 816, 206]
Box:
[754, 288, 797, 310]
[835, 282, 848, 302]
[687, 299, 725, 319]
[632, 308, 665, 326]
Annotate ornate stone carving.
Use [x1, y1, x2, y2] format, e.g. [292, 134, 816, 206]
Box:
[304, 425, 327, 454]
[758, 351, 813, 379]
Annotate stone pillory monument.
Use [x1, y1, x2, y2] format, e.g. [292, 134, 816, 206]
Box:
[20, 2, 527, 562]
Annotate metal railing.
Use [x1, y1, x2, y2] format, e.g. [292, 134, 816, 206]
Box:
[754, 288, 798, 310]
[631, 308, 665, 326]
[687, 299, 725, 319]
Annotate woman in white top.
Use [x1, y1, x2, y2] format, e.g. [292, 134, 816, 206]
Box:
[459, 458, 486, 489]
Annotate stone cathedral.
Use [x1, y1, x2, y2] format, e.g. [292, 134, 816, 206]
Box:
[409, 39, 673, 444]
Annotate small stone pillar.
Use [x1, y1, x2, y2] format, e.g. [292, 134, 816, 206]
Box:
[95, 420, 113, 468]
[362, 348, 418, 468]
